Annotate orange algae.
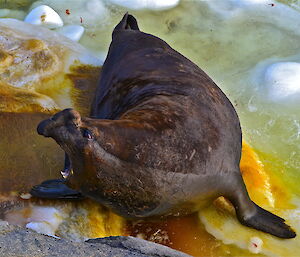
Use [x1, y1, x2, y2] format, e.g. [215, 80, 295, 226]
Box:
[128, 214, 221, 257]
[240, 140, 275, 207]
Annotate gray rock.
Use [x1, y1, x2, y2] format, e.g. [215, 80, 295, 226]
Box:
[0, 223, 191, 257]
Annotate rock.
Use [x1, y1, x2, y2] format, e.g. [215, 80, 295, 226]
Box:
[0, 18, 102, 114]
[24, 5, 64, 29]
[87, 237, 191, 257]
[107, 0, 180, 10]
[0, 224, 190, 257]
[3, 200, 125, 243]
[56, 25, 84, 42]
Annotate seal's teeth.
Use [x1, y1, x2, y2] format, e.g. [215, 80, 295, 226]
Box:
[60, 169, 73, 179]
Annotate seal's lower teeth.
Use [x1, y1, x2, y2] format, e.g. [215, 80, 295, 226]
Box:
[61, 169, 72, 179]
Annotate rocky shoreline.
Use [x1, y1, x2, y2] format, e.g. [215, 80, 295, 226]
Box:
[0, 222, 190, 257]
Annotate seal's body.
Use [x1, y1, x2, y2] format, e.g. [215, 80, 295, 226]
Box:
[33, 14, 295, 238]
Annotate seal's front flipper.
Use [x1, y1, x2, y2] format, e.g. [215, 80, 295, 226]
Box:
[238, 202, 296, 239]
[30, 179, 84, 200]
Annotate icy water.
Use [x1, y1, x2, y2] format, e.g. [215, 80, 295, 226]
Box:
[1, 0, 300, 256]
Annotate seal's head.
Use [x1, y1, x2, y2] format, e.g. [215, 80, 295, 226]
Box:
[37, 108, 99, 189]
[37, 108, 92, 148]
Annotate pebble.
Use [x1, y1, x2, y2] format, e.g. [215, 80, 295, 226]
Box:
[24, 5, 63, 29]
[248, 236, 263, 254]
[19, 193, 32, 200]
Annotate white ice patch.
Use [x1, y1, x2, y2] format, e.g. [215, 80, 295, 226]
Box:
[107, 0, 180, 10]
[24, 5, 63, 29]
[27, 207, 63, 225]
[251, 59, 300, 104]
[26, 222, 60, 238]
[30, 0, 109, 28]
[56, 25, 85, 42]
[25, 206, 65, 238]
[264, 62, 300, 102]
[205, 0, 270, 19]
[0, 18, 102, 66]
[0, 9, 26, 20]
[205, 0, 300, 38]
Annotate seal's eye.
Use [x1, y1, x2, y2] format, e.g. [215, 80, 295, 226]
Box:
[81, 128, 93, 139]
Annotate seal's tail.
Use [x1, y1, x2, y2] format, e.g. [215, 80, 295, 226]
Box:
[114, 12, 140, 31]
[227, 173, 296, 238]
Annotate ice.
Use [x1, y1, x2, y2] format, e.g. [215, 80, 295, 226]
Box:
[264, 62, 300, 102]
[107, 0, 180, 10]
[56, 25, 85, 42]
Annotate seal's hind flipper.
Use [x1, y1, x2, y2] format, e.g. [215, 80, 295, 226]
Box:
[114, 12, 140, 31]
[239, 202, 296, 239]
[30, 179, 84, 200]
[227, 173, 296, 238]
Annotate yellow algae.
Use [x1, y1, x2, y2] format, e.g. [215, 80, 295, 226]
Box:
[106, 211, 126, 236]
[0, 51, 14, 71]
[199, 141, 300, 257]
[0, 21, 101, 114]
[54, 200, 125, 241]
[87, 203, 125, 238]
[0, 62, 100, 113]
[0, 81, 59, 113]
[66, 63, 101, 116]
[22, 39, 46, 52]
[255, 151, 296, 209]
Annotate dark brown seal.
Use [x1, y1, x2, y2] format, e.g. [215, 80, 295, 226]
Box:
[33, 13, 295, 238]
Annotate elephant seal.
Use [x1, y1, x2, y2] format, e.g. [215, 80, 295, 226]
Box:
[32, 13, 295, 239]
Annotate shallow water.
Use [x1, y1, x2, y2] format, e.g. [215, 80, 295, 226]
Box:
[1, 0, 300, 256]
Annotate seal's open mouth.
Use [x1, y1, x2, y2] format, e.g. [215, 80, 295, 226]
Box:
[60, 153, 73, 179]
[36, 108, 85, 181]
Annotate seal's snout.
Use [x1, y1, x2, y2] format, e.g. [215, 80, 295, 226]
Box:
[37, 119, 52, 137]
[37, 109, 82, 137]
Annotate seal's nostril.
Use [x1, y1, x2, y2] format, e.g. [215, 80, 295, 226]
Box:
[37, 119, 52, 136]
